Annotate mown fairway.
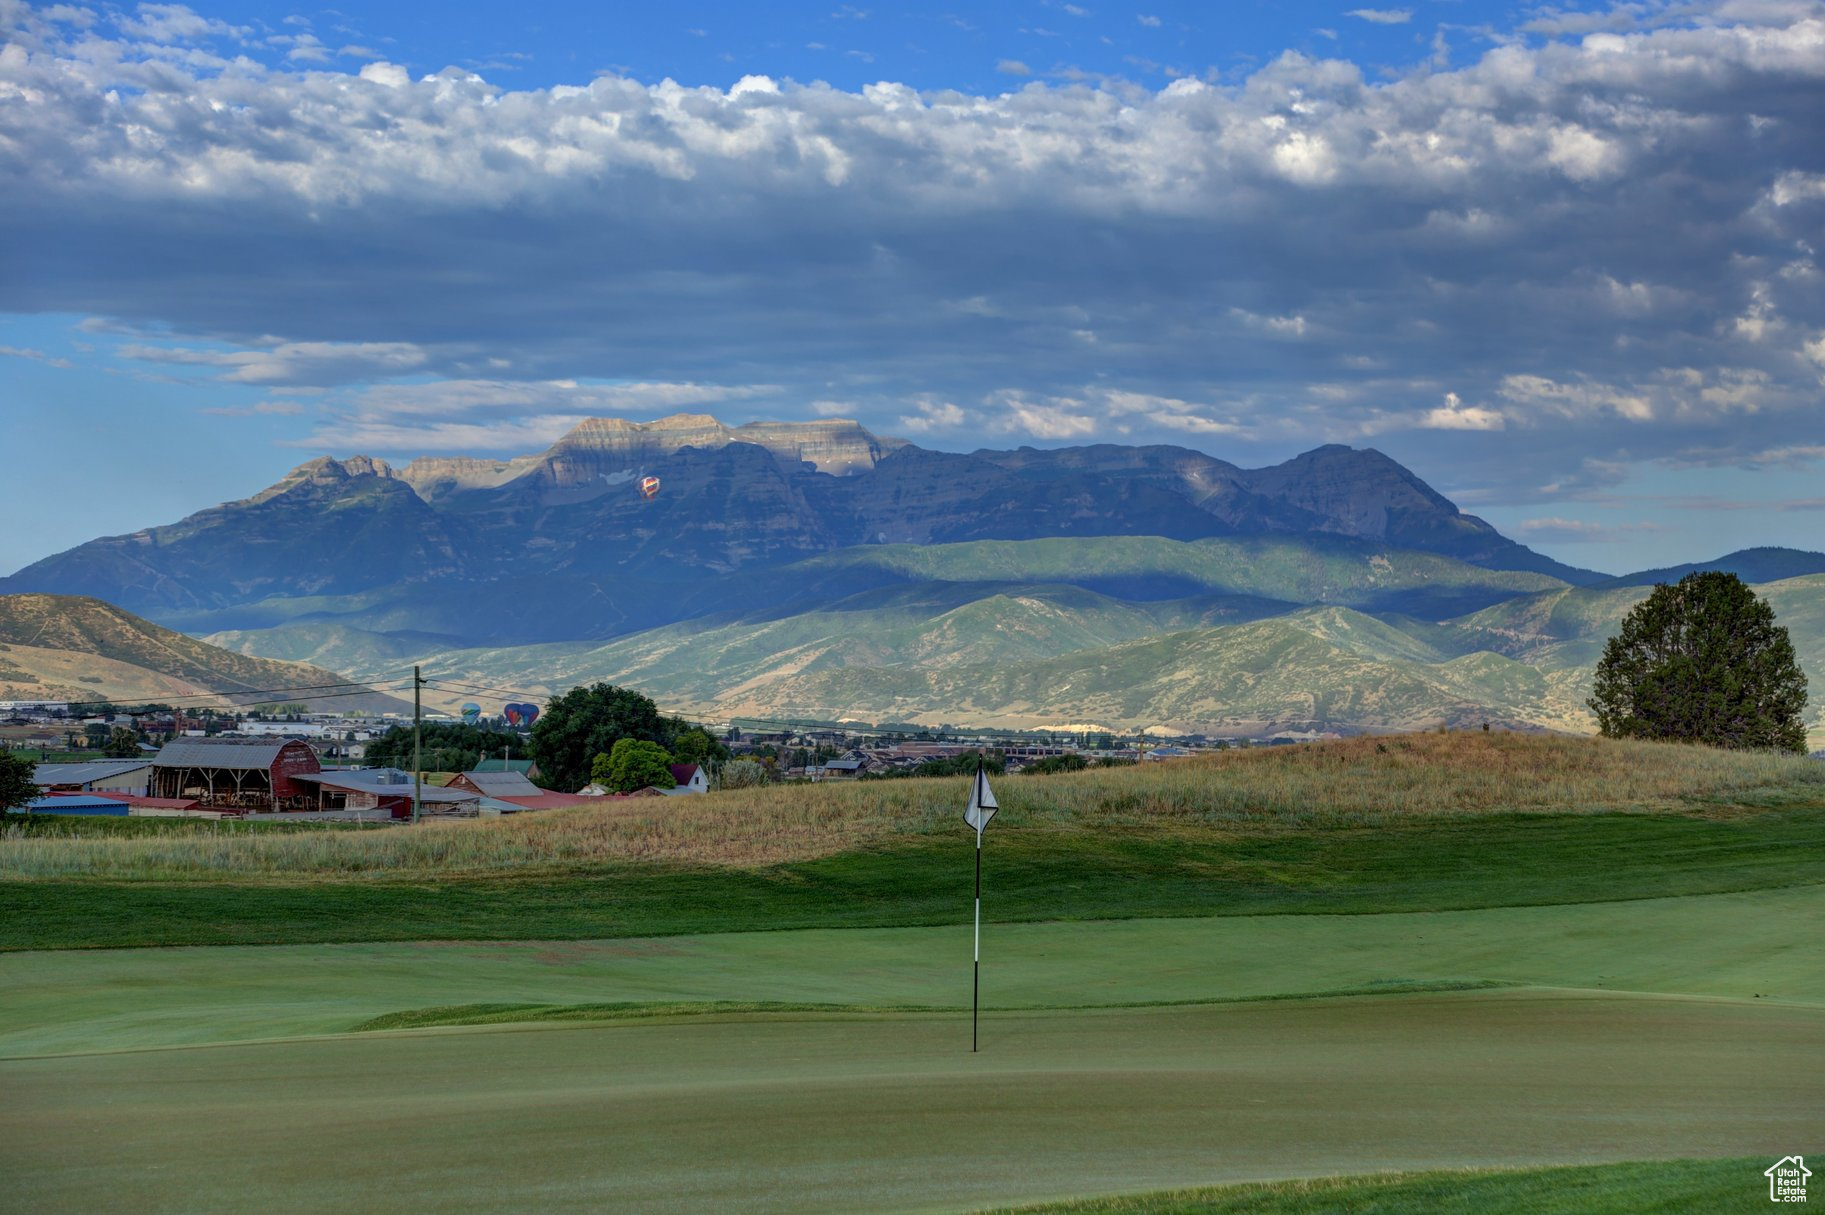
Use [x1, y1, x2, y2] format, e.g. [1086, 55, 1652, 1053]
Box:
[7, 993, 1821, 1215]
[3, 735, 1822, 1212]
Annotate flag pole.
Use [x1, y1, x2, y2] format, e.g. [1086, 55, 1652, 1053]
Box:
[963, 755, 997, 1054]
[973, 811, 982, 1053]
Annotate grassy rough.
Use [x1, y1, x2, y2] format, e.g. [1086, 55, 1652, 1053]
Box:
[971, 1158, 1771, 1214]
[8, 805, 1825, 951]
[3, 733, 1819, 879]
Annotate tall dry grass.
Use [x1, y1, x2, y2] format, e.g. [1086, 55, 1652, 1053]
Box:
[3, 732, 1819, 879]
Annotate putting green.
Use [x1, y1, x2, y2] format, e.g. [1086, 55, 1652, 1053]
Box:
[5, 993, 1820, 1215]
[3, 883, 1821, 1057]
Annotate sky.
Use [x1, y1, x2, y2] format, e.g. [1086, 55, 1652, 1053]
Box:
[3, 0, 1824, 578]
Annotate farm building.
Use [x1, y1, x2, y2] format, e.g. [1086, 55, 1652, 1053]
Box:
[149, 738, 321, 812]
[447, 768, 609, 811]
[291, 769, 482, 818]
[446, 770, 541, 799]
[32, 759, 154, 795]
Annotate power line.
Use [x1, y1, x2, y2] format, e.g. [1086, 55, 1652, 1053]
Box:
[44, 680, 415, 713]
[421, 677, 552, 703]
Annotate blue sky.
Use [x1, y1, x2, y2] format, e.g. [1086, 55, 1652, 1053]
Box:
[3, 0, 1825, 578]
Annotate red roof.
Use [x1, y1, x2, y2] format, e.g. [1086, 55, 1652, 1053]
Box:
[108, 794, 202, 811]
[669, 764, 702, 785]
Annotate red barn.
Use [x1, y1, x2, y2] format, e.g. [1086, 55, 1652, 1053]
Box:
[149, 738, 322, 812]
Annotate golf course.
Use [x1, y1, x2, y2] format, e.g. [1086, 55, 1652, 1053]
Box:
[4, 733, 1822, 1213]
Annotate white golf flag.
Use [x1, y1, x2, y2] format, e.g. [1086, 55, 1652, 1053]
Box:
[964, 765, 998, 834]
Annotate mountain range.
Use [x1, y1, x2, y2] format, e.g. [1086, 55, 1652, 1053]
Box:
[3, 416, 1818, 742]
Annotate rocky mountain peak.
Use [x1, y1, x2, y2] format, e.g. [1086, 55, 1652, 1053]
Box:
[545, 414, 887, 479]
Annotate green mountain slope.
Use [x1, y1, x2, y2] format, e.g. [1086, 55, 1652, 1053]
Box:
[792, 535, 1567, 615]
[203, 556, 1822, 745]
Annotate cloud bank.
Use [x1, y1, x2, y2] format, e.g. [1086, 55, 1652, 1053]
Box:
[3, 1, 1824, 504]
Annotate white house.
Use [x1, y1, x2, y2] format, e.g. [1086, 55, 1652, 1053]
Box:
[665, 763, 708, 795]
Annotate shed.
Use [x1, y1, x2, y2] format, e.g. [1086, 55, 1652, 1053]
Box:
[291, 769, 480, 819]
[26, 793, 131, 816]
[446, 770, 542, 798]
[33, 760, 154, 795]
[150, 738, 322, 812]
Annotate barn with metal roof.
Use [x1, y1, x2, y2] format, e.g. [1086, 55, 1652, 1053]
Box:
[445, 770, 542, 798]
[149, 738, 321, 812]
[32, 759, 153, 795]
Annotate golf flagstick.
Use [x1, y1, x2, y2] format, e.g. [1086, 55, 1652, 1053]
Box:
[964, 758, 998, 1052]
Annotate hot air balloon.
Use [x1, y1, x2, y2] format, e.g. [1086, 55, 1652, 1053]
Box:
[460, 703, 481, 726]
[503, 703, 526, 727]
[639, 475, 661, 500]
[520, 704, 540, 727]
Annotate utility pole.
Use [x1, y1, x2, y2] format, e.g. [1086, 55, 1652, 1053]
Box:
[412, 665, 423, 824]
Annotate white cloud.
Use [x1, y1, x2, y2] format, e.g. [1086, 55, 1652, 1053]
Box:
[3, 3, 1825, 486]
[342, 378, 779, 418]
[116, 3, 247, 43]
[1423, 391, 1506, 431]
[0, 344, 73, 369]
[200, 400, 308, 417]
[988, 392, 1100, 439]
[1513, 516, 1664, 543]
[997, 58, 1033, 76]
[292, 415, 597, 453]
[1138, 15, 1162, 28]
[1346, 8, 1412, 24]
[120, 340, 431, 386]
[898, 399, 967, 433]
[1498, 375, 1656, 422]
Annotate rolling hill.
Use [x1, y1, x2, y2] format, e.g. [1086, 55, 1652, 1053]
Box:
[0, 595, 410, 713]
[205, 564, 1823, 743]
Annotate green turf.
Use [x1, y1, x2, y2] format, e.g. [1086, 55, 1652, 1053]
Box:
[351, 1000, 944, 1030]
[974, 1158, 1776, 1214]
[348, 983, 1513, 1032]
[6, 813, 382, 837]
[4, 884, 1820, 1057]
[8, 808, 1825, 951]
[4, 995, 1818, 1215]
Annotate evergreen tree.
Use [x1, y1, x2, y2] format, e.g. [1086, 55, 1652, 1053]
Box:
[1589, 571, 1809, 753]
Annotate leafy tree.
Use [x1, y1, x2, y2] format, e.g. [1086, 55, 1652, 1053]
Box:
[0, 751, 37, 820]
[82, 722, 110, 748]
[103, 726, 142, 758]
[1589, 571, 1809, 753]
[672, 727, 729, 766]
[1023, 753, 1089, 775]
[529, 684, 684, 793]
[597, 738, 677, 793]
[364, 722, 523, 774]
